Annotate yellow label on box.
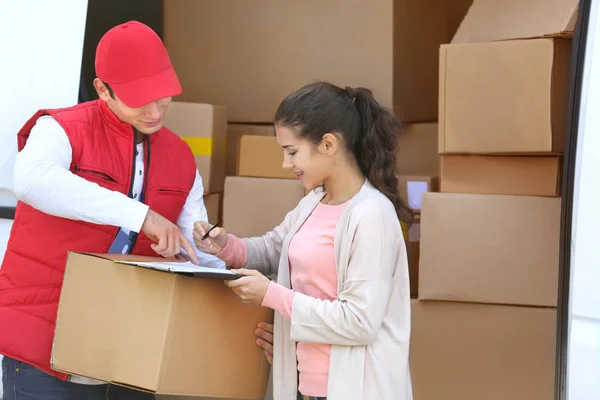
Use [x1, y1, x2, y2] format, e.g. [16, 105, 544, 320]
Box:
[181, 137, 213, 156]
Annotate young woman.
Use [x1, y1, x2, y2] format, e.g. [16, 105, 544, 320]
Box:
[194, 82, 413, 400]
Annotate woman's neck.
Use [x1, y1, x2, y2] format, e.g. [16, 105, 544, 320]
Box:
[321, 165, 365, 205]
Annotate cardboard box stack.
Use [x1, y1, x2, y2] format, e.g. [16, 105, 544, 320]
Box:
[411, 1, 578, 399]
[164, 1, 473, 245]
[165, 0, 474, 123]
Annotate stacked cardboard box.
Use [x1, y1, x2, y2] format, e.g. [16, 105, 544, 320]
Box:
[411, 1, 578, 399]
[163, 101, 228, 224]
[165, 0, 473, 253]
[226, 124, 275, 176]
[223, 133, 303, 238]
[165, 0, 474, 123]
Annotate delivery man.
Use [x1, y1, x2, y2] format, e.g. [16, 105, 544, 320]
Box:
[0, 21, 273, 400]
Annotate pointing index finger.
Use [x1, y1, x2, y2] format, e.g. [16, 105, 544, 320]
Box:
[180, 234, 200, 265]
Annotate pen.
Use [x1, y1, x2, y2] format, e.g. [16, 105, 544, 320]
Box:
[201, 220, 222, 241]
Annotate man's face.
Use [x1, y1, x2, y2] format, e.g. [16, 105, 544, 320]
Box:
[95, 79, 171, 135]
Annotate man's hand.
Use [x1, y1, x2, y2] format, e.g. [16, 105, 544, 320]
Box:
[141, 209, 200, 265]
[255, 322, 274, 364]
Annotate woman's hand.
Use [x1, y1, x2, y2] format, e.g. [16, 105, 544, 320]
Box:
[225, 269, 270, 306]
[193, 221, 228, 254]
[255, 322, 274, 364]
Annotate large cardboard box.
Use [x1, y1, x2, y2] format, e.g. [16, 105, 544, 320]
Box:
[441, 155, 562, 196]
[52, 253, 271, 398]
[411, 300, 556, 400]
[204, 193, 221, 224]
[397, 123, 440, 176]
[223, 177, 305, 237]
[164, 0, 472, 123]
[164, 102, 227, 194]
[419, 193, 561, 307]
[238, 136, 296, 179]
[439, 38, 571, 154]
[398, 175, 439, 213]
[452, 0, 578, 44]
[227, 124, 275, 176]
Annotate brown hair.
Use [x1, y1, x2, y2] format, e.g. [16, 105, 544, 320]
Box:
[274, 81, 413, 223]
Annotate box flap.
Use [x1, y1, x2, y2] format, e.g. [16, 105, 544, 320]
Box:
[71, 252, 164, 263]
[452, 0, 578, 43]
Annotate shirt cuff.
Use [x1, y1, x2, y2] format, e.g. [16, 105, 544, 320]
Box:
[215, 234, 248, 268]
[127, 202, 150, 233]
[261, 281, 294, 320]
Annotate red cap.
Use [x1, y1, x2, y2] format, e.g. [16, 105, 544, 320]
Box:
[95, 21, 181, 108]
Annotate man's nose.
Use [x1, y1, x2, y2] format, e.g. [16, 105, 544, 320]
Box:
[144, 102, 162, 119]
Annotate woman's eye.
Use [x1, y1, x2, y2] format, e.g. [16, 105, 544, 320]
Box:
[288, 151, 297, 156]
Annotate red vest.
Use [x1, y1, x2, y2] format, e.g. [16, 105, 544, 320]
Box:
[0, 100, 196, 379]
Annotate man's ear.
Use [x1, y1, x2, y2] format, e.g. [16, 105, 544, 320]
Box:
[318, 133, 338, 155]
[93, 78, 111, 102]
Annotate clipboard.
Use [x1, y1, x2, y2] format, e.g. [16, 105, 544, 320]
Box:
[114, 260, 242, 280]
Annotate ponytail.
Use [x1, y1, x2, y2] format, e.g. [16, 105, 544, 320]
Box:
[274, 82, 414, 224]
[350, 87, 413, 223]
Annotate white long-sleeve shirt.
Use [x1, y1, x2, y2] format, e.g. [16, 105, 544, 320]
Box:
[13, 115, 225, 268]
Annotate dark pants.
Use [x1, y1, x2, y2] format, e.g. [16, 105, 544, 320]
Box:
[2, 357, 155, 400]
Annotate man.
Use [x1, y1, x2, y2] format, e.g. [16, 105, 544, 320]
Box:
[0, 21, 272, 399]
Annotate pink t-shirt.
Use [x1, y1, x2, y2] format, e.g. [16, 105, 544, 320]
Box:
[218, 201, 347, 397]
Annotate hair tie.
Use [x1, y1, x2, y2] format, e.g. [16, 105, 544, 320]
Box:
[345, 86, 356, 103]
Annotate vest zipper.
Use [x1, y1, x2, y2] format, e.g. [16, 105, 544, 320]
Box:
[126, 130, 137, 198]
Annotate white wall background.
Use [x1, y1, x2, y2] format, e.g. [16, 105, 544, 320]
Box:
[567, 0, 600, 398]
[0, 0, 88, 396]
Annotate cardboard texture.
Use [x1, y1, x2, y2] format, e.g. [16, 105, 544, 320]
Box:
[411, 300, 556, 400]
[238, 136, 296, 179]
[223, 177, 305, 237]
[398, 175, 439, 213]
[164, 0, 471, 123]
[164, 102, 227, 193]
[439, 38, 571, 154]
[419, 193, 561, 307]
[227, 124, 275, 176]
[52, 253, 271, 398]
[397, 123, 440, 176]
[203, 193, 221, 224]
[452, 0, 578, 44]
[441, 155, 562, 196]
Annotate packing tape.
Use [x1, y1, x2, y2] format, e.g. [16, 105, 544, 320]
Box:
[181, 137, 213, 156]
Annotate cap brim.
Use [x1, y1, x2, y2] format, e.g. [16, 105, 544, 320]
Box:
[110, 65, 182, 108]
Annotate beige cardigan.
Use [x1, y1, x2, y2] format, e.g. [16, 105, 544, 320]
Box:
[243, 181, 413, 400]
